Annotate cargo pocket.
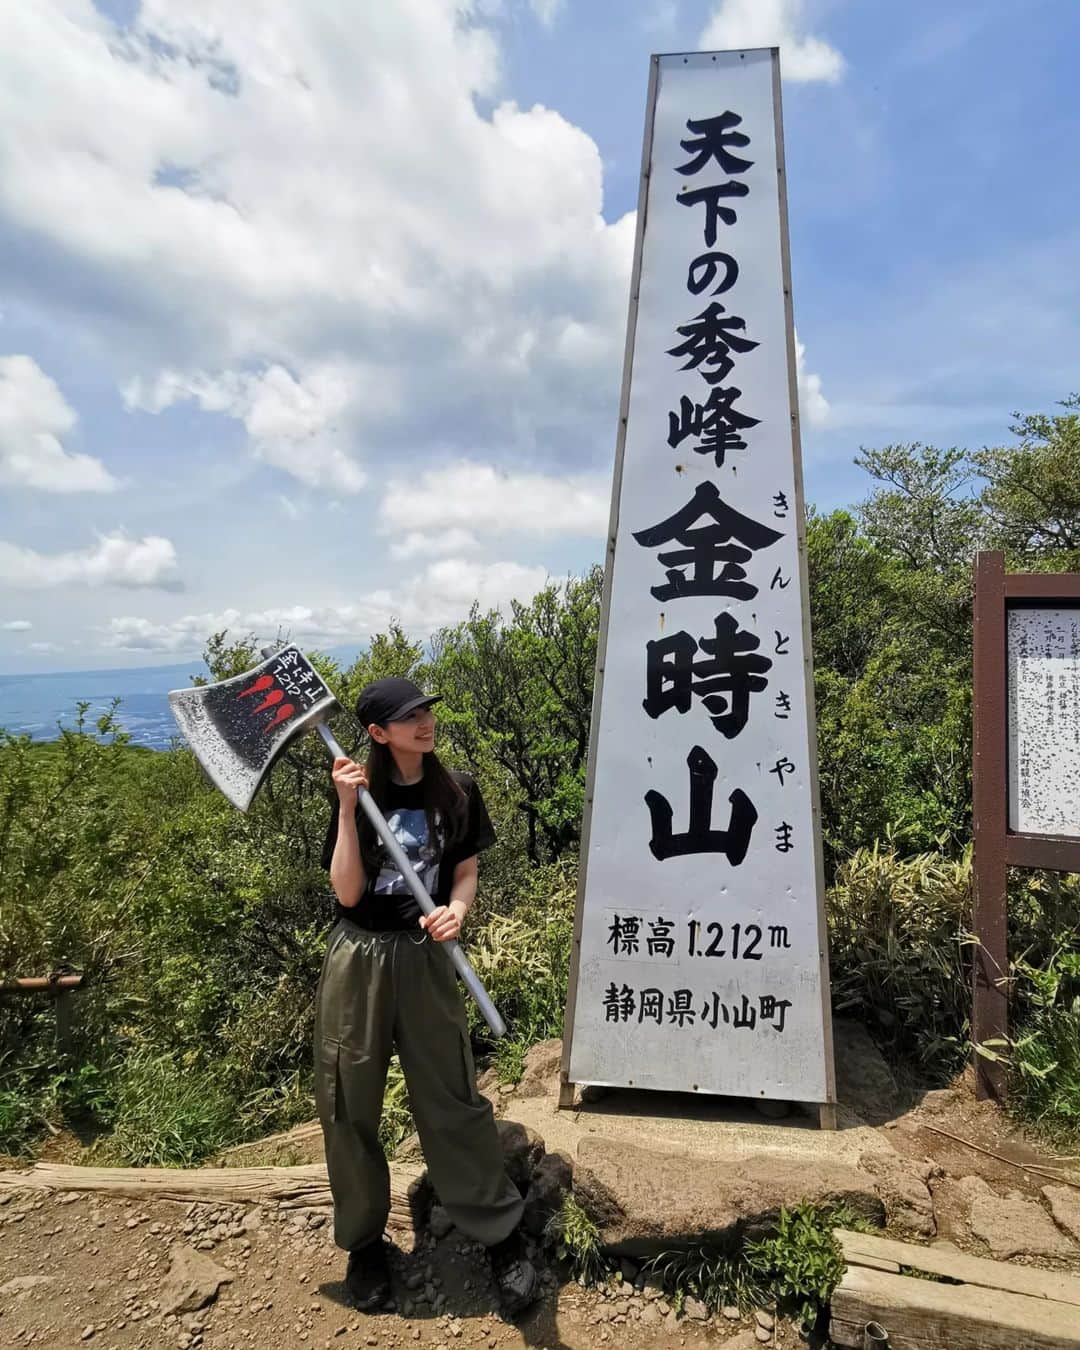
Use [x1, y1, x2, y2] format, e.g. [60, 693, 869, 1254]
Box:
[315, 1036, 340, 1125]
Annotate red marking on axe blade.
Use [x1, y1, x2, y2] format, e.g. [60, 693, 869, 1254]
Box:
[262, 703, 297, 732]
[252, 689, 284, 712]
[238, 674, 275, 698]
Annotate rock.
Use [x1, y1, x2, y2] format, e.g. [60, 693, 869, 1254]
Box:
[831, 1020, 902, 1124]
[475, 1064, 502, 1099]
[573, 1136, 883, 1256]
[1043, 1185, 1080, 1242]
[754, 1310, 774, 1331]
[429, 1206, 453, 1240]
[683, 1297, 708, 1321]
[0, 1275, 56, 1297]
[393, 1131, 425, 1162]
[514, 1040, 563, 1100]
[961, 1179, 1075, 1259]
[918, 1088, 956, 1113]
[754, 1328, 771, 1344]
[858, 1151, 936, 1237]
[160, 1244, 235, 1316]
[640, 1303, 661, 1326]
[522, 1151, 574, 1236]
[722, 1305, 740, 1320]
[495, 1120, 546, 1190]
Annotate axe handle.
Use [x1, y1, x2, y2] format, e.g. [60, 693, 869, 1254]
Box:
[314, 721, 507, 1040]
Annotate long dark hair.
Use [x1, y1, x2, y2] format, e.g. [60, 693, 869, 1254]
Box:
[358, 739, 467, 870]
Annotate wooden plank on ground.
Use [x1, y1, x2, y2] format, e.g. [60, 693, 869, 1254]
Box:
[0, 1161, 429, 1245]
[836, 1227, 1080, 1308]
[830, 1265, 1080, 1350]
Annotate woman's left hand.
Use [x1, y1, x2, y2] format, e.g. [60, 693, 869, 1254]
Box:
[420, 900, 466, 943]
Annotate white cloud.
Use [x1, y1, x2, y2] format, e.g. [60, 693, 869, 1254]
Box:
[367, 557, 549, 630]
[0, 4, 634, 486]
[124, 365, 366, 493]
[390, 528, 481, 560]
[0, 355, 119, 493]
[0, 532, 180, 590]
[104, 557, 549, 653]
[28, 641, 62, 654]
[2, 619, 32, 631]
[795, 332, 830, 429]
[379, 461, 609, 539]
[700, 0, 845, 84]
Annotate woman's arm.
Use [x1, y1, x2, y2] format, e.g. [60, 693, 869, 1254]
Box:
[420, 855, 477, 942]
[329, 756, 368, 907]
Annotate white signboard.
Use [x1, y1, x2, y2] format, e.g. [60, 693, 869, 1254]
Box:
[563, 50, 834, 1106]
[1008, 607, 1080, 837]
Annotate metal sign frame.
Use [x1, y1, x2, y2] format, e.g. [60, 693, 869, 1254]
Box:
[559, 48, 836, 1128]
[972, 550, 1080, 1099]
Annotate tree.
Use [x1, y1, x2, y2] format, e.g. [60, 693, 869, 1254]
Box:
[975, 396, 1080, 563]
[430, 569, 602, 864]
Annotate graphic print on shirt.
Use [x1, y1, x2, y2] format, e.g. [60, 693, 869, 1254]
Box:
[374, 808, 441, 898]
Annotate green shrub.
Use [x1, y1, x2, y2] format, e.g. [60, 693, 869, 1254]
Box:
[743, 1203, 869, 1333]
[546, 1192, 606, 1285]
[827, 843, 972, 1073]
[651, 1203, 873, 1334]
[378, 1056, 413, 1156]
[97, 1047, 241, 1167]
[464, 859, 575, 1071]
[1006, 1003, 1080, 1145]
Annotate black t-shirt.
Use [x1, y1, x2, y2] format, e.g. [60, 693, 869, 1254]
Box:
[321, 770, 496, 931]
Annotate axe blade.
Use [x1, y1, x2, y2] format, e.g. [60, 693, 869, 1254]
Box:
[169, 645, 340, 810]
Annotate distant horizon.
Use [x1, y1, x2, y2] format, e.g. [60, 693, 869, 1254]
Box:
[0, 656, 206, 683]
[0, 640, 367, 684]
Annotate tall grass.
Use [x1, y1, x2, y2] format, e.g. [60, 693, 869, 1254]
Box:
[464, 860, 575, 1080]
[828, 843, 973, 1074]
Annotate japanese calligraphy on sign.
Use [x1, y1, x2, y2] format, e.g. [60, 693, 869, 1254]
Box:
[562, 50, 835, 1108]
[1007, 608, 1080, 838]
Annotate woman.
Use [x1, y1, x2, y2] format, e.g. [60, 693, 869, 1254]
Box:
[315, 675, 538, 1316]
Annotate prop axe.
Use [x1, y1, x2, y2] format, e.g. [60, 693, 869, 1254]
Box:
[168, 644, 507, 1038]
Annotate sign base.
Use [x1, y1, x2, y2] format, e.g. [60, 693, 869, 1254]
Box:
[558, 1075, 837, 1130]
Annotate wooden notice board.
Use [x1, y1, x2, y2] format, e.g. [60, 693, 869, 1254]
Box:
[972, 550, 1080, 1100]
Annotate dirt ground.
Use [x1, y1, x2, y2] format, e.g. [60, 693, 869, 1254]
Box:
[4, 1058, 1080, 1350]
[0, 1184, 787, 1350]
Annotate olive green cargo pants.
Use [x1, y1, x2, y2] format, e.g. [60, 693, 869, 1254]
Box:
[314, 918, 523, 1253]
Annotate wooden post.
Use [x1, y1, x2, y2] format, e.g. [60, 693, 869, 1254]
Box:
[0, 973, 85, 1063]
[54, 989, 73, 1057]
[972, 551, 1008, 1101]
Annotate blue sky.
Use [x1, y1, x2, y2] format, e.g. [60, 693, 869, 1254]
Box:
[0, 0, 1077, 674]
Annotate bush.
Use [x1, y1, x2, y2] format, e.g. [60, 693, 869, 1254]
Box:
[650, 1202, 874, 1333]
[96, 1047, 242, 1167]
[1007, 1003, 1080, 1144]
[546, 1192, 605, 1285]
[464, 859, 575, 1074]
[998, 871, 1080, 1144]
[827, 843, 973, 1074]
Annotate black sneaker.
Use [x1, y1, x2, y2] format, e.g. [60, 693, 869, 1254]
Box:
[487, 1229, 540, 1317]
[345, 1238, 391, 1311]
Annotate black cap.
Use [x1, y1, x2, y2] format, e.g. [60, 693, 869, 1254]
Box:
[355, 676, 440, 729]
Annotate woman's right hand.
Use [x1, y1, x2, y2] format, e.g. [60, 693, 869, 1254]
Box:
[331, 756, 369, 805]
